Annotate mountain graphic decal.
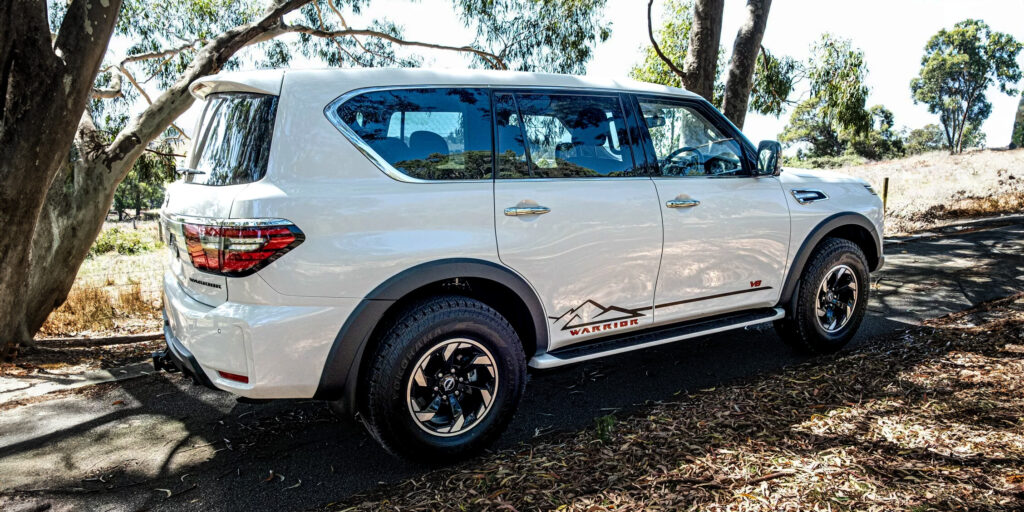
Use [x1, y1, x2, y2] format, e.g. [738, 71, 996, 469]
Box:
[548, 299, 647, 331]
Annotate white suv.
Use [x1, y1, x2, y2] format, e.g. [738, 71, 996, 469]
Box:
[155, 68, 883, 460]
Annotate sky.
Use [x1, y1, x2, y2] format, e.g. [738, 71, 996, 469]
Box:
[166, 0, 1024, 146]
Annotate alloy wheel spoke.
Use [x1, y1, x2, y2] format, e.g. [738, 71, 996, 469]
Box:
[407, 338, 498, 437]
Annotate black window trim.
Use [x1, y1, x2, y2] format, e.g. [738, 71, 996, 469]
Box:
[325, 85, 720, 184]
[492, 88, 646, 181]
[632, 94, 759, 178]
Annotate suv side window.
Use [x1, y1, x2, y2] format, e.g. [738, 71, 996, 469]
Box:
[333, 88, 493, 180]
[637, 98, 746, 177]
[495, 92, 639, 178]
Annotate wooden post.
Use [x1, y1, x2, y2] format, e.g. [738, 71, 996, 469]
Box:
[881, 177, 889, 214]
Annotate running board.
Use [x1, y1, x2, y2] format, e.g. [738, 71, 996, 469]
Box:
[529, 307, 785, 369]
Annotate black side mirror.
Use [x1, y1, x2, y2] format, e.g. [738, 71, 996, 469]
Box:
[756, 140, 782, 176]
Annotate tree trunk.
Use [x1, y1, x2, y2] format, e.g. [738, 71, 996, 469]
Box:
[721, 0, 772, 129]
[1011, 92, 1024, 149]
[680, 0, 724, 102]
[1, 0, 312, 358]
[0, 0, 122, 358]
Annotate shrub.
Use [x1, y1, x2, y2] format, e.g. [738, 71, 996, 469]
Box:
[782, 154, 868, 169]
[90, 227, 155, 256]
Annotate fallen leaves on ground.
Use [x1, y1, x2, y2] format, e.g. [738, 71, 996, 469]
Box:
[328, 294, 1024, 511]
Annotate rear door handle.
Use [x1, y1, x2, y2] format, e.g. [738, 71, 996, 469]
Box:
[504, 205, 551, 216]
[666, 198, 700, 208]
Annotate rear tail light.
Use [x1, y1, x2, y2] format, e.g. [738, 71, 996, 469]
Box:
[179, 218, 304, 277]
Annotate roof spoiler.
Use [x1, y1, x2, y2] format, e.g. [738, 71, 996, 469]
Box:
[190, 71, 285, 100]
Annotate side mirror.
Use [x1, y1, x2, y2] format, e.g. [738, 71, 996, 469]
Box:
[756, 140, 782, 176]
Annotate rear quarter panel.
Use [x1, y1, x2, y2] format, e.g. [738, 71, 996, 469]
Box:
[228, 72, 501, 299]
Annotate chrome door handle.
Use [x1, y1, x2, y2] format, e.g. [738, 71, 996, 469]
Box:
[666, 198, 701, 208]
[504, 205, 551, 216]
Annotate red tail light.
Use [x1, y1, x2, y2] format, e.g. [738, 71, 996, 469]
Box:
[179, 219, 304, 277]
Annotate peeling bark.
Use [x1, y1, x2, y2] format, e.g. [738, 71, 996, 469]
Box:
[0, 0, 121, 358]
[680, 0, 723, 102]
[721, 0, 772, 128]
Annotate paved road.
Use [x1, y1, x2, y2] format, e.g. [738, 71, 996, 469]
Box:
[1, 219, 1022, 512]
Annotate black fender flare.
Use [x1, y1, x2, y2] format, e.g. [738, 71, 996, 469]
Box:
[778, 212, 883, 309]
[313, 258, 548, 407]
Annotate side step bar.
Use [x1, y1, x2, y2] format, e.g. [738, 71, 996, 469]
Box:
[529, 307, 785, 369]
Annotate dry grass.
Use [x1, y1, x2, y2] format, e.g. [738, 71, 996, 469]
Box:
[831, 148, 1024, 235]
[328, 294, 1024, 511]
[36, 221, 164, 338]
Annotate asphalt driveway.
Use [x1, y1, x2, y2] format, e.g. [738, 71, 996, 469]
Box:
[1, 218, 1022, 512]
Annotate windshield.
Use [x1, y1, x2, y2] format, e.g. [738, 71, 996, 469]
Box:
[188, 92, 278, 186]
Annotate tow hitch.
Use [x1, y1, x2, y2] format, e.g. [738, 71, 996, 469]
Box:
[152, 349, 178, 373]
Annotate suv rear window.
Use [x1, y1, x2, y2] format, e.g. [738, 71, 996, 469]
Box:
[333, 88, 493, 180]
[188, 93, 278, 186]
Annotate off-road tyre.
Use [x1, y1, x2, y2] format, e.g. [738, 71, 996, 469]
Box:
[775, 238, 870, 354]
[360, 295, 526, 462]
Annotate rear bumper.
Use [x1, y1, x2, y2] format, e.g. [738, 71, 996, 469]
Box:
[154, 319, 217, 391]
[161, 270, 359, 399]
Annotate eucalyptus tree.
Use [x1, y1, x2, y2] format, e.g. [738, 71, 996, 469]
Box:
[778, 34, 872, 157]
[911, 19, 1022, 153]
[0, 0, 610, 357]
[635, 0, 794, 127]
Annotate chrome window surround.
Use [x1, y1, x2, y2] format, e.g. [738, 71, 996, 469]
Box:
[323, 84, 695, 184]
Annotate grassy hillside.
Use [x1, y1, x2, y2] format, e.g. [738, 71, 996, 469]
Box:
[828, 149, 1024, 235]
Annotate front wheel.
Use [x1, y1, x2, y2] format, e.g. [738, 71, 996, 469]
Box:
[361, 295, 526, 462]
[775, 238, 870, 353]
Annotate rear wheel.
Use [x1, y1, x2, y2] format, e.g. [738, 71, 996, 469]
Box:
[775, 238, 869, 353]
[361, 295, 526, 462]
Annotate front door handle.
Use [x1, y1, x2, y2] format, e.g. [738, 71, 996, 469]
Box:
[666, 198, 700, 208]
[504, 205, 551, 216]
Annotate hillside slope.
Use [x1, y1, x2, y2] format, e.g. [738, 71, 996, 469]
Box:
[828, 149, 1024, 235]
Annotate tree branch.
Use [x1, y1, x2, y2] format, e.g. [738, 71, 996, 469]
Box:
[91, 72, 123, 99]
[144, 148, 185, 158]
[270, 24, 508, 70]
[102, 0, 313, 176]
[647, 0, 686, 81]
[116, 64, 191, 140]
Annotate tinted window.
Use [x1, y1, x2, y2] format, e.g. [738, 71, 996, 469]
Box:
[638, 99, 745, 177]
[335, 88, 493, 180]
[190, 93, 278, 186]
[496, 92, 638, 178]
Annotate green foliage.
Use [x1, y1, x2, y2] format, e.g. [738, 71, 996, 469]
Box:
[749, 50, 799, 118]
[90, 227, 156, 256]
[779, 96, 842, 157]
[843, 105, 904, 160]
[782, 153, 867, 169]
[780, 34, 877, 159]
[629, 0, 692, 89]
[1012, 93, 1024, 149]
[594, 414, 616, 444]
[805, 33, 871, 136]
[113, 139, 177, 218]
[457, 0, 612, 73]
[630, 0, 794, 117]
[910, 19, 1023, 153]
[903, 124, 947, 155]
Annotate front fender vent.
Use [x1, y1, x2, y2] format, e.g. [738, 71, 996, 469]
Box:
[791, 189, 829, 204]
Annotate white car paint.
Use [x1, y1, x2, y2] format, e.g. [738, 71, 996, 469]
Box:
[161, 68, 883, 399]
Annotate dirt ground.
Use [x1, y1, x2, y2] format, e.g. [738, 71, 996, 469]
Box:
[329, 294, 1024, 511]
